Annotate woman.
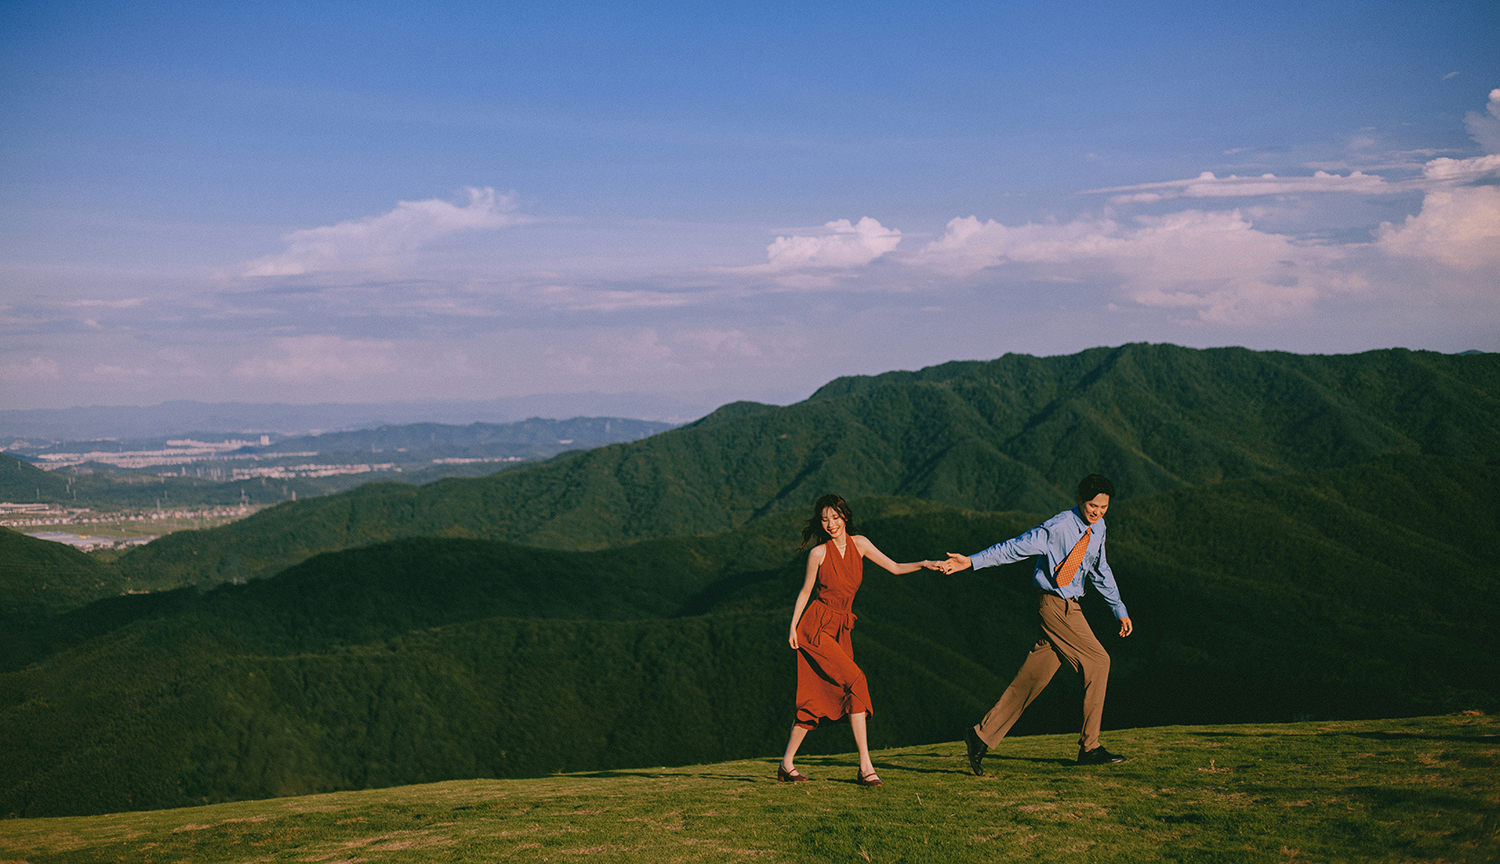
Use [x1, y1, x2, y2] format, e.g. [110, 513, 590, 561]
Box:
[778, 494, 939, 786]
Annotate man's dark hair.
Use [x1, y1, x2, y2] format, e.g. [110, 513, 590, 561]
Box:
[1077, 474, 1115, 501]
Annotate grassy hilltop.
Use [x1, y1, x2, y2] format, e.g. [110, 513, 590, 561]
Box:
[1, 344, 1497, 820]
[1, 714, 1496, 863]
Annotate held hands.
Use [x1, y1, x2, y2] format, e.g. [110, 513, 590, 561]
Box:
[938, 552, 972, 574]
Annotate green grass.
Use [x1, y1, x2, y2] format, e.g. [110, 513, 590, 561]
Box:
[3, 713, 1495, 863]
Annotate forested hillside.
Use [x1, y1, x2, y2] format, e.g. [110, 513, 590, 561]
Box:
[109, 344, 1500, 591]
[0, 454, 71, 503]
[3, 454, 1496, 817]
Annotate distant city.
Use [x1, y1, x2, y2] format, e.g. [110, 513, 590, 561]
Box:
[2, 414, 680, 550]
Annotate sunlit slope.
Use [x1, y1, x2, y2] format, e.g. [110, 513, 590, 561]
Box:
[810, 345, 1500, 485]
[4, 455, 1496, 818]
[3, 715, 1495, 864]
[112, 344, 1500, 590]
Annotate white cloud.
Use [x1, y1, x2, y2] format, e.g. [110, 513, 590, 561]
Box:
[1465, 88, 1500, 154]
[1114, 210, 1357, 323]
[244, 187, 525, 277]
[1086, 170, 1391, 205]
[1377, 186, 1500, 271]
[92, 364, 150, 377]
[0, 357, 61, 382]
[764, 217, 901, 270]
[673, 328, 762, 357]
[918, 92, 1500, 325]
[157, 347, 209, 378]
[544, 329, 676, 377]
[1421, 153, 1500, 183]
[914, 214, 1123, 273]
[533, 284, 704, 313]
[710, 216, 902, 289]
[916, 210, 1361, 325]
[61, 297, 148, 309]
[233, 336, 397, 381]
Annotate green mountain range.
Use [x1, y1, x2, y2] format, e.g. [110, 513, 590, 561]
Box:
[103, 344, 1500, 590]
[1, 343, 1497, 818]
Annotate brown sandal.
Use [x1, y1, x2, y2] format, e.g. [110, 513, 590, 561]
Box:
[856, 769, 883, 787]
[777, 764, 811, 782]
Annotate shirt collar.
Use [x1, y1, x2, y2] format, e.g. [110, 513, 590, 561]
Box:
[1070, 506, 1102, 533]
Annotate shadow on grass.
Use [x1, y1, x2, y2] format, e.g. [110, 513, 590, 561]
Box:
[1339, 731, 1500, 744]
[566, 769, 761, 782]
[1191, 729, 1499, 744]
[802, 755, 984, 777]
[986, 754, 1077, 767]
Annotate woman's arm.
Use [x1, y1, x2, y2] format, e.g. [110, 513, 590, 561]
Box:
[788, 546, 824, 650]
[853, 535, 938, 575]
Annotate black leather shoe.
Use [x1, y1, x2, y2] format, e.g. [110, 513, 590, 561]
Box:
[1076, 746, 1127, 765]
[964, 727, 988, 776]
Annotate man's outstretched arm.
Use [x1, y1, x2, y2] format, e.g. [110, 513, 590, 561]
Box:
[941, 523, 1051, 574]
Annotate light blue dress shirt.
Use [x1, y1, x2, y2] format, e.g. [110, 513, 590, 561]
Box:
[969, 506, 1130, 620]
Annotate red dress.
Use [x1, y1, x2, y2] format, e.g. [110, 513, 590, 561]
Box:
[794, 538, 873, 729]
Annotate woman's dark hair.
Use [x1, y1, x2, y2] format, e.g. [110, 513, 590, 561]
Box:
[1077, 474, 1116, 501]
[799, 494, 853, 549]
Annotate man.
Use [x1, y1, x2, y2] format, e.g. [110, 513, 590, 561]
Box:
[941, 473, 1134, 772]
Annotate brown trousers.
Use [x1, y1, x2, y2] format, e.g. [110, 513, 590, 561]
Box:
[975, 594, 1111, 751]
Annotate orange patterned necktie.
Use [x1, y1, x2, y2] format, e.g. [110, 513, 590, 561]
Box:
[1054, 527, 1091, 587]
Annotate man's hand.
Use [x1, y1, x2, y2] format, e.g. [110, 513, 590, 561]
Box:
[941, 553, 972, 574]
[1118, 617, 1133, 637]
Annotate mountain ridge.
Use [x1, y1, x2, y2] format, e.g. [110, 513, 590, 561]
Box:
[102, 343, 1500, 591]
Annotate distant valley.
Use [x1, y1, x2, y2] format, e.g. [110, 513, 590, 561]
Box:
[0, 416, 676, 547]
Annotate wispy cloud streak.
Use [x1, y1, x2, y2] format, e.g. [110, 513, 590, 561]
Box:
[1084, 170, 1392, 204]
[245, 188, 527, 277]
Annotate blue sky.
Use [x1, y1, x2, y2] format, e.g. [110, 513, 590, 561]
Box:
[2, 0, 1498, 414]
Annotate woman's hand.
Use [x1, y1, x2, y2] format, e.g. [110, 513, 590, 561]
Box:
[789, 628, 800, 650]
[920, 560, 944, 570]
